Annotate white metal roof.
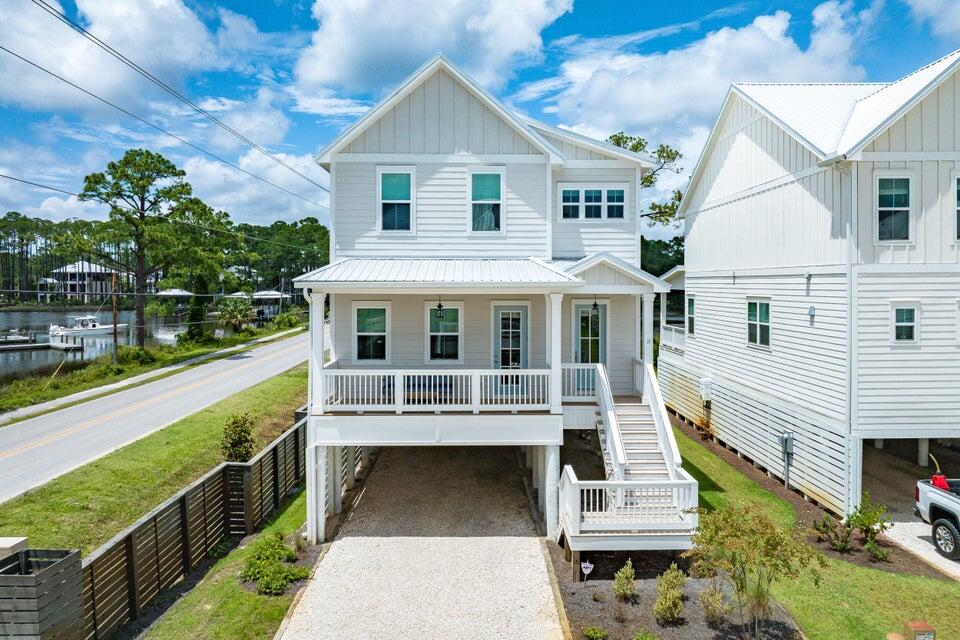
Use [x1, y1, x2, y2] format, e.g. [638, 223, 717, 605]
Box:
[252, 290, 291, 299]
[294, 257, 581, 288]
[51, 261, 116, 274]
[520, 116, 654, 167]
[156, 288, 193, 297]
[563, 252, 671, 293]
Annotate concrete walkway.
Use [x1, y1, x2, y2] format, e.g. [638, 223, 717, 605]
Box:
[280, 447, 564, 640]
[0, 327, 306, 426]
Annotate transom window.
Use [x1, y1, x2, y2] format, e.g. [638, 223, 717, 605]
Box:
[378, 168, 413, 232]
[352, 303, 390, 363]
[557, 184, 628, 221]
[425, 302, 463, 363]
[877, 176, 910, 242]
[686, 296, 695, 335]
[747, 299, 770, 347]
[892, 304, 918, 343]
[470, 170, 503, 232]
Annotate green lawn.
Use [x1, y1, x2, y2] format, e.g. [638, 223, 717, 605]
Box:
[0, 364, 307, 554]
[144, 491, 307, 640]
[0, 324, 303, 414]
[676, 426, 960, 640]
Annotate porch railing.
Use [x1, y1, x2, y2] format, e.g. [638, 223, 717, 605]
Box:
[642, 361, 683, 474]
[561, 363, 597, 402]
[661, 324, 686, 353]
[319, 368, 552, 414]
[559, 466, 698, 536]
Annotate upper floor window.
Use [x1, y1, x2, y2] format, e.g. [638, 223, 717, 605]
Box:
[352, 302, 390, 363]
[891, 303, 919, 344]
[876, 175, 910, 243]
[469, 169, 504, 233]
[686, 296, 695, 335]
[377, 167, 414, 233]
[747, 299, 770, 348]
[557, 183, 629, 221]
[425, 302, 463, 363]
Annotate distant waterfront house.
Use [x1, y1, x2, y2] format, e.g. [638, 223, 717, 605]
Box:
[294, 55, 697, 553]
[661, 48, 960, 516]
[49, 260, 153, 303]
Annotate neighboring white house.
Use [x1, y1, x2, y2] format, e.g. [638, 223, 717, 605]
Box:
[294, 55, 697, 551]
[660, 49, 960, 516]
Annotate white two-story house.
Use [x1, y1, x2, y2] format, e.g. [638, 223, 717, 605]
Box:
[660, 49, 960, 516]
[294, 55, 697, 551]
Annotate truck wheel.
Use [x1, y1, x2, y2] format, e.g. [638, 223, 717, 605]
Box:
[932, 519, 960, 560]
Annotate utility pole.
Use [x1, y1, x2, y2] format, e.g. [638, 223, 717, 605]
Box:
[112, 271, 119, 365]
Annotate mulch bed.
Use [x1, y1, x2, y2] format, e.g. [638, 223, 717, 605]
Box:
[547, 543, 801, 640]
[671, 415, 950, 580]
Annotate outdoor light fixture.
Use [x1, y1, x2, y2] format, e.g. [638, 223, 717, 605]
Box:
[592, 295, 599, 314]
[435, 297, 444, 319]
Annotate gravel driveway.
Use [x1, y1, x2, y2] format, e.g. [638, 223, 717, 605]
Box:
[280, 446, 564, 639]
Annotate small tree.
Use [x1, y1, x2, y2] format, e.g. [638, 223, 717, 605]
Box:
[607, 133, 683, 227]
[218, 296, 254, 332]
[612, 558, 637, 601]
[684, 502, 825, 640]
[220, 412, 255, 462]
[848, 491, 892, 561]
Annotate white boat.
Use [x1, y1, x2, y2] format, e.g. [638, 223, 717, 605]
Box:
[49, 315, 128, 336]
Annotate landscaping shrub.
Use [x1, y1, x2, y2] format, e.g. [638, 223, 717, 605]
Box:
[813, 515, 853, 553]
[864, 539, 890, 562]
[632, 631, 659, 640]
[612, 558, 636, 601]
[239, 532, 308, 595]
[582, 627, 608, 640]
[699, 584, 730, 628]
[271, 306, 304, 330]
[657, 562, 686, 594]
[220, 412, 255, 462]
[653, 577, 683, 624]
[849, 491, 892, 554]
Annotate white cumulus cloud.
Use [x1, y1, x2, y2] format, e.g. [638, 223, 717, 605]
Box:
[903, 0, 960, 38]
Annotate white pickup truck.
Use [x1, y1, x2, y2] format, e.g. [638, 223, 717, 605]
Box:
[915, 479, 960, 560]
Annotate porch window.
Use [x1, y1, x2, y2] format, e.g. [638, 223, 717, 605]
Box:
[425, 302, 463, 363]
[877, 176, 910, 242]
[561, 189, 580, 218]
[470, 169, 503, 232]
[892, 304, 918, 343]
[747, 299, 770, 347]
[352, 302, 390, 363]
[686, 296, 695, 335]
[378, 168, 413, 232]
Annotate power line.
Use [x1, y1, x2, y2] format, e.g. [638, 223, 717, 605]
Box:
[30, 0, 330, 194]
[0, 171, 325, 252]
[0, 45, 328, 211]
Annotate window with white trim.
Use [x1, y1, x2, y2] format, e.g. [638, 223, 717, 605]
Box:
[686, 296, 695, 335]
[377, 168, 413, 232]
[747, 299, 770, 347]
[877, 176, 910, 242]
[891, 303, 918, 343]
[469, 169, 504, 232]
[557, 184, 629, 220]
[352, 303, 390, 362]
[425, 302, 463, 363]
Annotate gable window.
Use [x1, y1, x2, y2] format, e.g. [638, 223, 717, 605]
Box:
[378, 167, 414, 232]
[876, 176, 910, 242]
[469, 169, 504, 232]
[891, 303, 918, 343]
[425, 302, 463, 363]
[557, 184, 629, 221]
[352, 302, 390, 363]
[686, 296, 695, 335]
[747, 299, 770, 347]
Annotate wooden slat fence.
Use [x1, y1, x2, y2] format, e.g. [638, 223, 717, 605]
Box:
[77, 419, 306, 640]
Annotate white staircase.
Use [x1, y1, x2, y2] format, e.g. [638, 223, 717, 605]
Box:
[614, 400, 671, 482]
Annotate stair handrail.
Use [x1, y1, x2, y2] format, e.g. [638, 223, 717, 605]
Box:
[643, 361, 683, 476]
[595, 363, 628, 479]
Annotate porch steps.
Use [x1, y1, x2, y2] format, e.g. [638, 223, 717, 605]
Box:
[614, 401, 670, 482]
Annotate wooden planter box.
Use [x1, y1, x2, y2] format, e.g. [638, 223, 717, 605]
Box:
[0, 549, 83, 639]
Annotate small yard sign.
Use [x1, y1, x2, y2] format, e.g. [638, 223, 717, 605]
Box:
[580, 561, 594, 579]
[214, 328, 225, 340]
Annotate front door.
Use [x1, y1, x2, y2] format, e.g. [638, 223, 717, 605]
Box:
[493, 305, 528, 370]
[575, 303, 607, 364]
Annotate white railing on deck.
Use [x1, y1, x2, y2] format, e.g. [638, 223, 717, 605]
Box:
[642, 361, 683, 474]
[319, 368, 551, 414]
[661, 324, 686, 353]
[559, 466, 698, 536]
[561, 363, 597, 401]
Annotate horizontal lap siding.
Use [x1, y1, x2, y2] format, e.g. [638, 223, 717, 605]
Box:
[551, 167, 637, 264]
[685, 271, 849, 420]
[856, 270, 960, 435]
[659, 351, 850, 514]
[335, 162, 547, 258]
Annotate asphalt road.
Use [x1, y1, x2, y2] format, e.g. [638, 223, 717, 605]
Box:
[0, 332, 308, 504]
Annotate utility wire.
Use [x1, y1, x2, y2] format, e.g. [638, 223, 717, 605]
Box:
[0, 171, 326, 251]
[0, 44, 328, 211]
[30, 0, 330, 193]
[0, 289, 293, 299]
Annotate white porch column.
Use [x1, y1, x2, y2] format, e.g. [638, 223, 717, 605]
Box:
[345, 446, 357, 490]
[308, 291, 327, 413]
[918, 438, 930, 467]
[360, 446, 371, 469]
[642, 293, 655, 369]
[544, 294, 552, 366]
[537, 446, 546, 515]
[549, 293, 563, 413]
[327, 446, 342, 514]
[306, 444, 327, 544]
[659, 292, 667, 328]
[545, 444, 560, 540]
[874, 439, 884, 450]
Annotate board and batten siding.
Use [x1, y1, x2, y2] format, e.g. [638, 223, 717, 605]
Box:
[658, 350, 849, 514]
[342, 69, 540, 156]
[540, 133, 617, 161]
[856, 70, 960, 264]
[855, 268, 960, 437]
[683, 271, 849, 421]
[551, 167, 638, 264]
[333, 162, 547, 258]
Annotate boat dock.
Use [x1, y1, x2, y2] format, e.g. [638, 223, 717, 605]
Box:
[0, 334, 84, 352]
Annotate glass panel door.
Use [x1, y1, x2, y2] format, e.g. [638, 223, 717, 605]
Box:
[575, 304, 606, 364]
[493, 305, 527, 393]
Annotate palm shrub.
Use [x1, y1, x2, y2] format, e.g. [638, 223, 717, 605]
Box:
[220, 412, 255, 462]
[218, 296, 254, 332]
[612, 558, 636, 601]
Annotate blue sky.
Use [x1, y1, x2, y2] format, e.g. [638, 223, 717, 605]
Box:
[0, 0, 958, 238]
